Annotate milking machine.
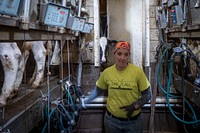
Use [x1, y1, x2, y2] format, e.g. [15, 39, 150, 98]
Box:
[156, 40, 200, 132]
[41, 76, 84, 133]
[155, 0, 200, 131]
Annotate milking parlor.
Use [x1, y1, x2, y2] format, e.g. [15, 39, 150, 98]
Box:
[0, 0, 200, 133]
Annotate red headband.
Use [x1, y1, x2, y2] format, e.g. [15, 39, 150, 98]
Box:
[114, 41, 130, 53]
[116, 41, 130, 49]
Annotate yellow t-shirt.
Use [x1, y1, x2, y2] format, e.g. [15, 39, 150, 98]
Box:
[96, 63, 150, 118]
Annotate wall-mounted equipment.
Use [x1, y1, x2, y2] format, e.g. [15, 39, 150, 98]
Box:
[156, 6, 167, 29]
[0, 0, 21, 16]
[168, 0, 178, 7]
[40, 3, 70, 27]
[82, 22, 94, 33]
[158, 13, 167, 29]
[66, 16, 86, 31]
[171, 5, 183, 26]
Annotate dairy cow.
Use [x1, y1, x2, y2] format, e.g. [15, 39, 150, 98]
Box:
[0, 41, 47, 106]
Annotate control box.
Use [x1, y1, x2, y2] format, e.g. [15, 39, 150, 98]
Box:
[0, 0, 21, 16]
[66, 16, 86, 31]
[156, 6, 167, 29]
[82, 22, 94, 33]
[158, 13, 167, 29]
[40, 3, 70, 27]
[171, 5, 184, 26]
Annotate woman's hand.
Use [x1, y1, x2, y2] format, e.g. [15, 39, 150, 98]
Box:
[120, 104, 136, 119]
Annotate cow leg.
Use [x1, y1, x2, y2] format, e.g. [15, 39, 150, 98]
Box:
[14, 50, 30, 92]
[29, 41, 46, 88]
[0, 43, 21, 106]
[28, 66, 36, 86]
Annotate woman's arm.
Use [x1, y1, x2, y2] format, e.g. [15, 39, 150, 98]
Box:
[133, 87, 151, 109]
[83, 86, 104, 104]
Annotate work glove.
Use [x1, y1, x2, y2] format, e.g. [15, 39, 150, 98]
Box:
[120, 103, 135, 119]
[80, 97, 87, 109]
[76, 97, 87, 109]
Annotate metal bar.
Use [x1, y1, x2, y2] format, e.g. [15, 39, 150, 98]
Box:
[94, 0, 100, 67]
[173, 74, 200, 108]
[84, 103, 181, 109]
[85, 96, 182, 104]
[0, 84, 61, 133]
[149, 63, 158, 133]
[144, 0, 150, 67]
[20, 0, 31, 30]
[0, 25, 76, 41]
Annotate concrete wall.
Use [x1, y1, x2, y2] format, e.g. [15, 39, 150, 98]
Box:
[108, 0, 144, 66]
[149, 0, 159, 63]
[82, 0, 159, 67]
[107, 0, 159, 66]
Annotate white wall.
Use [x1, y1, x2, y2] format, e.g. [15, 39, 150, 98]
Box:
[108, 0, 144, 67]
[85, 0, 159, 67]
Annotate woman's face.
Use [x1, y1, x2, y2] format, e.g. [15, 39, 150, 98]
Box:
[114, 48, 130, 71]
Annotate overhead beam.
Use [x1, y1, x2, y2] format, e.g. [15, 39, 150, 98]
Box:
[0, 17, 76, 41]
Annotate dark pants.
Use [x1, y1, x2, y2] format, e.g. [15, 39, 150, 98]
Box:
[104, 111, 142, 133]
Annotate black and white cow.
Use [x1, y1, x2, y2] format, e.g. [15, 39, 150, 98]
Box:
[0, 41, 47, 106]
[99, 37, 118, 70]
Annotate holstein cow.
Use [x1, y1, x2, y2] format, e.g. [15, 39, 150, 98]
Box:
[0, 41, 47, 106]
[99, 37, 118, 70]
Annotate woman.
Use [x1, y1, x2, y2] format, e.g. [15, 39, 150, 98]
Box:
[83, 41, 151, 133]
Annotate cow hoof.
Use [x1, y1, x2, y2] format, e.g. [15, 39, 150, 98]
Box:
[0, 100, 6, 107]
[28, 81, 33, 85]
[8, 92, 18, 99]
[31, 83, 39, 89]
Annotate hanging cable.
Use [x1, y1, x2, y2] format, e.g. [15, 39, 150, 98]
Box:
[166, 57, 200, 124]
[46, 32, 51, 133]
[67, 40, 71, 82]
[42, 76, 83, 133]
[23, 30, 27, 133]
[157, 43, 200, 125]
[60, 39, 64, 102]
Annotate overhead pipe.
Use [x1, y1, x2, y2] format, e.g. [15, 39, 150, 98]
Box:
[20, 0, 31, 30]
[78, 0, 82, 17]
[84, 103, 181, 109]
[73, 0, 83, 36]
[77, 39, 84, 87]
[77, 0, 83, 87]
[183, 0, 188, 23]
[144, 0, 150, 67]
[84, 96, 182, 104]
[94, 0, 100, 67]
[58, 0, 68, 33]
